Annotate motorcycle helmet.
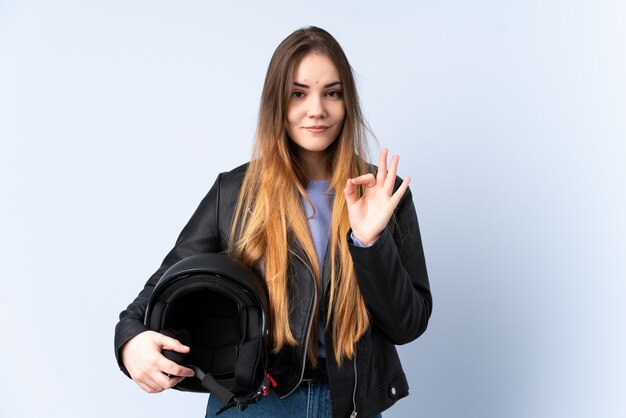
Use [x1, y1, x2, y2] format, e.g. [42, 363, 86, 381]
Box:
[144, 253, 272, 413]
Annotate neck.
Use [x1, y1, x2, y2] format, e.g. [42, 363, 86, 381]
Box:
[296, 149, 331, 180]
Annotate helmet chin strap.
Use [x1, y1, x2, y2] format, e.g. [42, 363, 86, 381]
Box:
[214, 374, 271, 415]
[161, 329, 271, 415]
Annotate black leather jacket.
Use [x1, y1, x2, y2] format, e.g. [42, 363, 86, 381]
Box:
[114, 163, 432, 418]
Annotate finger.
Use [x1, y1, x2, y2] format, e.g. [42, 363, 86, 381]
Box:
[137, 381, 161, 394]
[384, 154, 400, 192]
[158, 335, 190, 354]
[171, 376, 186, 386]
[344, 178, 357, 206]
[390, 176, 411, 207]
[350, 173, 376, 187]
[139, 373, 168, 393]
[161, 359, 195, 378]
[152, 369, 178, 390]
[376, 148, 388, 186]
[161, 373, 186, 389]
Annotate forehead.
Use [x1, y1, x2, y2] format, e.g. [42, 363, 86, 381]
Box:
[293, 52, 340, 84]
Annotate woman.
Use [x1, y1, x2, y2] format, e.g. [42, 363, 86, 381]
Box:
[114, 26, 432, 418]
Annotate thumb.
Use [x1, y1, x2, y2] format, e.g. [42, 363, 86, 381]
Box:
[158, 334, 191, 354]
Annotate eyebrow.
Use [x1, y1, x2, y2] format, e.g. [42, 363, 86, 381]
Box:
[293, 81, 342, 89]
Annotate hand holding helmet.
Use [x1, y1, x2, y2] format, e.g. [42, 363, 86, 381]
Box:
[121, 330, 195, 393]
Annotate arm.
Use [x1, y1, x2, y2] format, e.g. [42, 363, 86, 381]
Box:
[348, 184, 432, 344]
[114, 173, 224, 380]
[344, 149, 432, 344]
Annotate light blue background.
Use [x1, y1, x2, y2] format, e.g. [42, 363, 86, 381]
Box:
[1, 1, 624, 417]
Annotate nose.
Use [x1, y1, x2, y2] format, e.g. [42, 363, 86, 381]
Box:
[306, 94, 326, 119]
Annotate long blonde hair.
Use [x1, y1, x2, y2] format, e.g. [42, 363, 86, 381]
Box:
[228, 27, 371, 366]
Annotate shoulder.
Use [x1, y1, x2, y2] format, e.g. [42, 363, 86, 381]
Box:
[216, 161, 250, 191]
[208, 162, 251, 217]
[221, 161, 250, 180]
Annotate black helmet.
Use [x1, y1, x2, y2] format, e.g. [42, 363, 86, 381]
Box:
[144, 253, 272, 413]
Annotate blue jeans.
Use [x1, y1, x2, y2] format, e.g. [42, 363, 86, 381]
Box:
[205, 381, 382, 418]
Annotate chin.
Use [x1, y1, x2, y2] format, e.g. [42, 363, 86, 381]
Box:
[300, 142, 335, 153]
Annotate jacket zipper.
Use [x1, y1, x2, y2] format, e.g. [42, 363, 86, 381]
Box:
[283, 250, 359, 417]
[350, 351, 358, 417]
[280, 250, 318, 399]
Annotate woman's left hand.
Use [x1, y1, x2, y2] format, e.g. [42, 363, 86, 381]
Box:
[344, 148, 411, 246]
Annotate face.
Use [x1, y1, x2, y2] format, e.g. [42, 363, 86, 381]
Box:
[285, 52, 345, 159]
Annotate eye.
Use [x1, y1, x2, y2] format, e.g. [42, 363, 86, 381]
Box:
[326, 90, 342, 99]
[291, 90, 305, 99]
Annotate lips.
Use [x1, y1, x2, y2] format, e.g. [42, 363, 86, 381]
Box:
[304, 125, 329, 133]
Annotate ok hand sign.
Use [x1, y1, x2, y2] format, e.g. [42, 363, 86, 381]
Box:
[343, 148, 411, 246]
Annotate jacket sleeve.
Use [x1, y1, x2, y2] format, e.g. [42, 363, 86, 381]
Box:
[113, 173, 224, 376]
[348, 181, 432, 345]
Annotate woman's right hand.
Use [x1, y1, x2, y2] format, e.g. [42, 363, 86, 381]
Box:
[121, 330, 195, 393]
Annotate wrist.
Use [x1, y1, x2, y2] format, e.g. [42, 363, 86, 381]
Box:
[351, 231, 378, 247]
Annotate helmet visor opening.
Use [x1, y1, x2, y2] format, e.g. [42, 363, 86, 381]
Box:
[164, 288, 241, 378]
